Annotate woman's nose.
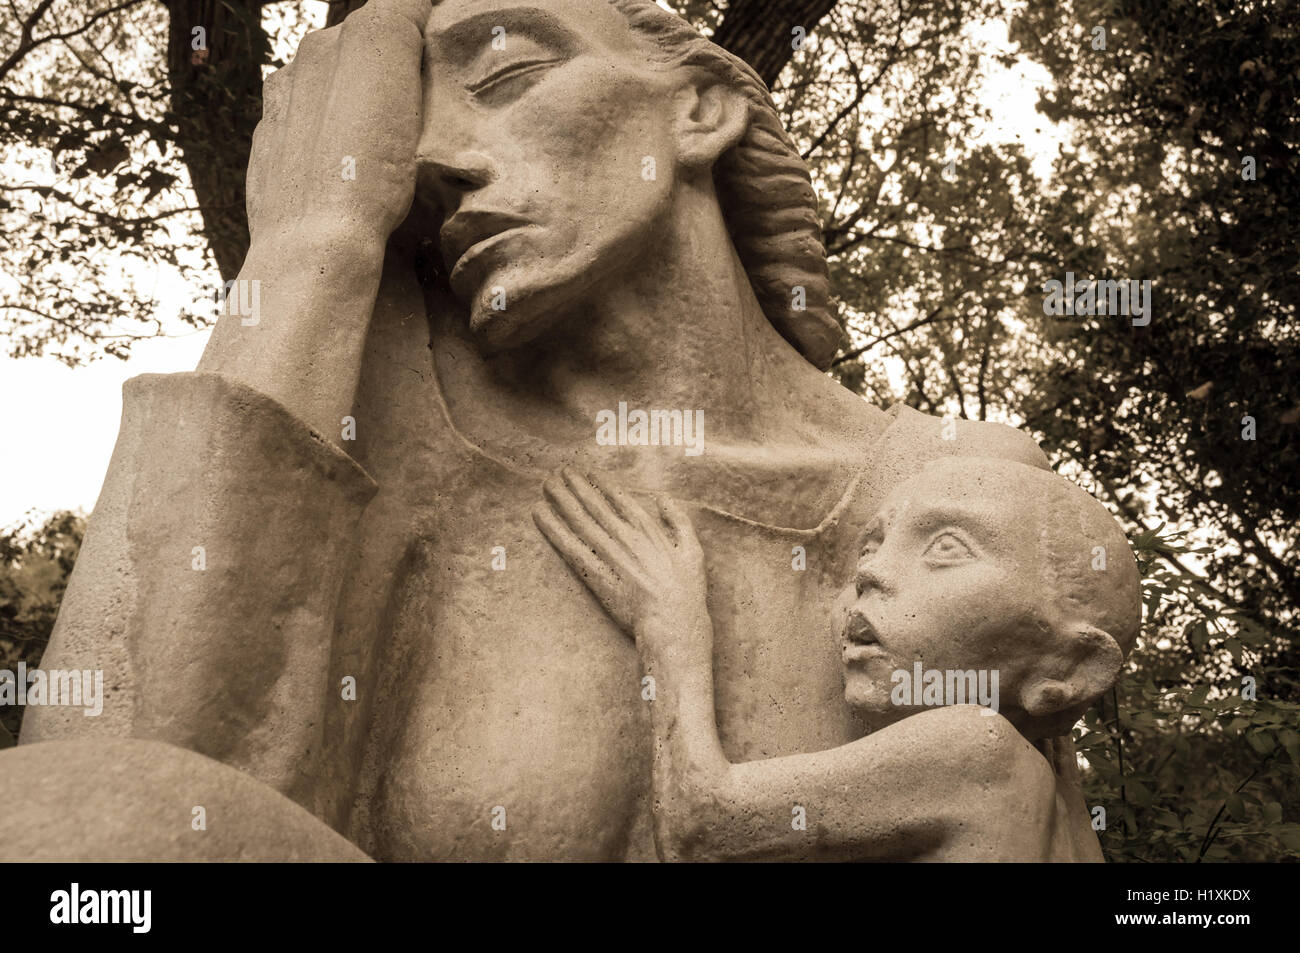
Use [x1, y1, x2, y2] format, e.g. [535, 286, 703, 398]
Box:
[415, 144, 495, 211]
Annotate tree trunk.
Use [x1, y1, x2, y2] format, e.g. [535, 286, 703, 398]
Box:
[710, 0, 839, 88]
[166, 0, 268, 283]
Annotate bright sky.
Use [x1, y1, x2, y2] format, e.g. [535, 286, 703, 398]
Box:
[0, 10, 1066, 527]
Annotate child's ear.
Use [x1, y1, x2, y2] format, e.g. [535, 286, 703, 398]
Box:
[673, 72, 749, 170]
[1020, 624, 1124, 718]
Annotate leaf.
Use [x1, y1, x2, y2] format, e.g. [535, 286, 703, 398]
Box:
[1247, 731, 1275, 756]
[1280, 729, 1300, 766]
[1202, 842, 1230, 861]
[1262, 802, 1283, 825]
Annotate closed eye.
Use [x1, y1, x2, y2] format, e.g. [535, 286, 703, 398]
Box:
[467, 59, 562, 96]
[922, 530, 978, 564]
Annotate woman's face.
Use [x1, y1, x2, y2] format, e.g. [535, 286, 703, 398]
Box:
[416, 0, 681, 353]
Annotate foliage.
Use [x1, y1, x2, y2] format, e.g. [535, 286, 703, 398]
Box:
[0, 1, 314, 363]
[1076, 526, 1300, 861]
[2, 0, 205, 363]
[0, 510, 84, 745]
[1003, 0, 1299, 861]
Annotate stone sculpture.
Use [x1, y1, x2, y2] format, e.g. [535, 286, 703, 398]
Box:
[0, 0, 1136, 862]
[536, 461, 1140, 860]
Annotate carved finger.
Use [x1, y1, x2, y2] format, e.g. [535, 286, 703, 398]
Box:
[347, 0, 435, 30]
[532, 505, 621, 607]
[583, 470, 662, 543]
[294, 23, 341, 62]
[259, 67, 291, 128]
[336, 0, 426, 78]
[561, 469, 658, 557]
[329, 0, 427, 162]
[657, 496, 703, 558]
[543, 478, 639, 575]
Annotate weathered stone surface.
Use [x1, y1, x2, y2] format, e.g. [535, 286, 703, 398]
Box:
[534, 460, 1139, 860]
[0, 740, 369, 862]
[1, 0, 1138, 862]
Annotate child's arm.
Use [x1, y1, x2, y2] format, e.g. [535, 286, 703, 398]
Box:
[531, 469, 730, 851]
[533, 471, 1056, 862]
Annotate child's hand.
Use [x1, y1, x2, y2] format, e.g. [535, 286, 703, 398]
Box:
[533, 470, 708, 638]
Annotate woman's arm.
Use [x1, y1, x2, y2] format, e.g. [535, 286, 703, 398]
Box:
[199, 0, 431, 438]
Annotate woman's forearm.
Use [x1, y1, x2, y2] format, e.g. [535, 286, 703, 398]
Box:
[197, 228, 387, 439]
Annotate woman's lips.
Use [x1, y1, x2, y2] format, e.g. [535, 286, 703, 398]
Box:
[448, 227, 526, 287]
[441, 209, 534, 285]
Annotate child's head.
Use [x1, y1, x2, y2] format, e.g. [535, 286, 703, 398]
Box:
[837, 457, 1140, 740]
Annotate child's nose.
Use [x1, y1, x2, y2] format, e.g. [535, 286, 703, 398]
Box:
[855, 561, 888, 596]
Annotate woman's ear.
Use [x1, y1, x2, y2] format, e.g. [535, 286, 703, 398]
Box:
[674, 73, 749, 170]
[1020, 624, 1124, 718]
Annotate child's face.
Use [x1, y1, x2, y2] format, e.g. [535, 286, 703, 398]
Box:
[837, 462, 1049, 727]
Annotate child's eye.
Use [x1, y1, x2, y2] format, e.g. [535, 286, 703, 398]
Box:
[922, 531, 976, 563]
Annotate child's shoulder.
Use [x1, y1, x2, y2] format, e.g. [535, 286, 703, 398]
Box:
[897, 705, 1053, 785]
[895, 707, 1064, 861]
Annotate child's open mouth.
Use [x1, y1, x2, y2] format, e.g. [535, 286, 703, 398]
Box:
[844, 612, 880, 647]
[842, 642, 888, 665]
